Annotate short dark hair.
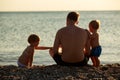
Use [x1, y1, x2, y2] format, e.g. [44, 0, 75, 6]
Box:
[67, 12, 80, 21]
[89, 20, 100, 30]
[28, 34, 40, 44]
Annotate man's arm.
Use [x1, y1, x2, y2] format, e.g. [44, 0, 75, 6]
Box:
[84, 31, 91, 56]
[53, 31, 61, 54]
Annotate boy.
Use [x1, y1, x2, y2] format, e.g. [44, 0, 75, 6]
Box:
[89, 20, 102, 67]
[17, 34, 52, 68]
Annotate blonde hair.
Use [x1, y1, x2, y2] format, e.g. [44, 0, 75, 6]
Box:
[89, 20, 100, 30]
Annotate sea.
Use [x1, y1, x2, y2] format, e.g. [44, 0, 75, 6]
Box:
[0, 11, 120, 66]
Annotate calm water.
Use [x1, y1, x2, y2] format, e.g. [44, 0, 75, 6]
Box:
[0, 11, 120, 65]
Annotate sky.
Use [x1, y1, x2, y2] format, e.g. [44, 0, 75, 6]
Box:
[0, 0, 120, 11]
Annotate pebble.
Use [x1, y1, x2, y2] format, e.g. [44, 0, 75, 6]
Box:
[0, 63, 120, 80]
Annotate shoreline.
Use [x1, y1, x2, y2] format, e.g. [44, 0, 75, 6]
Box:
[0, 63, 120, 80]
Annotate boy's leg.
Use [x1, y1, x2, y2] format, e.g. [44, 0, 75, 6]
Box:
[91, 56, 96, 67]
[95, 57, 100, 67]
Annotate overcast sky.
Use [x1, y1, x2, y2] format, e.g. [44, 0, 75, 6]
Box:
[0, 0, 120, 11]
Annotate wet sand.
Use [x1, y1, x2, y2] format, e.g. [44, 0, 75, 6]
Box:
[0, 63, 120, 80]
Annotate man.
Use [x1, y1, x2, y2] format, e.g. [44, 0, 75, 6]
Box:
[50, 11, 90, 66]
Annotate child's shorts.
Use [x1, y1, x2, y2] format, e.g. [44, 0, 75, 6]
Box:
[90, 46, 102, 57]
[17, 61, 26, 68]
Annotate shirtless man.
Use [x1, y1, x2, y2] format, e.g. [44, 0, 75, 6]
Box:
[49, 12, 90, 66]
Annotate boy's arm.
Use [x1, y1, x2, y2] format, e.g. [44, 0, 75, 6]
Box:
[35, 46, 52, 50]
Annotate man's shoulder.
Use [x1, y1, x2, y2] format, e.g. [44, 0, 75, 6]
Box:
[77, 27, 88, 34]
[75, 26, 85, 31]
[85, 29, 90, 34]
[60, 26, 67, 30]
[58, 26, 67, 32]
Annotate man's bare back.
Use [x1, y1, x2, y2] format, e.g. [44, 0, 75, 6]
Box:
[54, 25, 89, 62]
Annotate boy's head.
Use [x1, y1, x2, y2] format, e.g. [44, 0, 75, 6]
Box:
[89, 20, 100, 30]
[67, 11, 80, 22]
[28, 34, 40, 44]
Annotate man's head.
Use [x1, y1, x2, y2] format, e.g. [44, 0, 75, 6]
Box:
[67, 12, 80, 25]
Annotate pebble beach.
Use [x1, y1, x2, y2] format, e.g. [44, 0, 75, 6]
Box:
[0, 63, 120, 80]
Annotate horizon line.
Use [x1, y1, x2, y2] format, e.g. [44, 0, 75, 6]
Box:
[0, 10, 120, 12]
